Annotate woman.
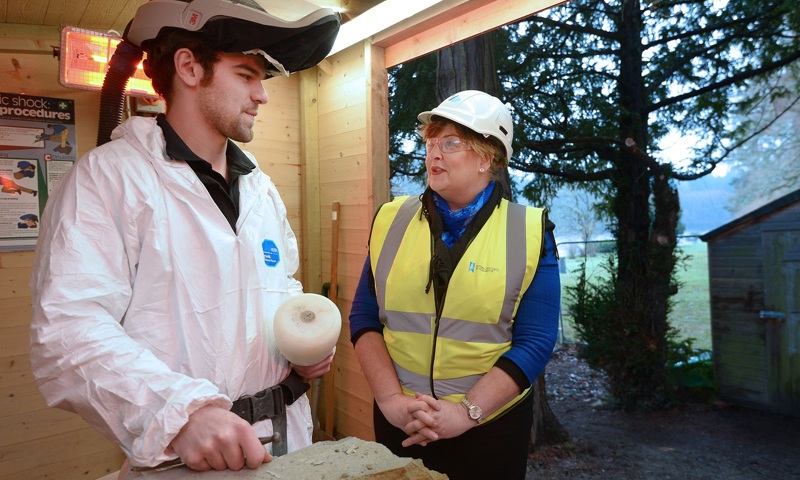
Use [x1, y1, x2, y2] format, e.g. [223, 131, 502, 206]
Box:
[350, 90, 560, 479]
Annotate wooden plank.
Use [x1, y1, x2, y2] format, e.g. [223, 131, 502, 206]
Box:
[713, 340, 764, 355]
[0, 442, 125, 480]
[42, 0, 88, 28]
[319, 129, 368, 160]
[300, 67, 323, 295]
[0, 265, 32, 298]
[319, 156, 371, 183]
[0, 24, 58, 54]
[317, 77, 367, 116]
[709, 279, 764, 294]
[251, 127, 300, 148]
[707, 244, 763, 257]
[708, 265, 762, 279]
[715, 372, 768, 391]
[0, 264, 32, 284]
[251, 118, 302, 145]
[319, 107, 367, 138]
[0, 408, 94, 447]
[707, 256, 763, 270]
[5, 0, 48, 25]
[333, 398, 375, 441]
[381, 0, 567, 67]
[714, 350, 764, 369]
[0, 326, 31, 357]
[320, 180, 378, 205]
[0, 250, 35, 268]
[0, 427, 121, 480]
[717, 383, 768, 402]
[323, 201, 341, 437]
[707, 280, 762, 294]
[327, 225, 371, 250]
[74, 0, 143, 34]
[255, 162, 301, 184]
[367, 44, 391, 212]
[713, 325, 766, 341]
[317, 46, 371, 90]
[761, 221, 800, 232]
[0, 380, 48, 416]
[0, 354, 34, 389]
[0, 295, 32, 327]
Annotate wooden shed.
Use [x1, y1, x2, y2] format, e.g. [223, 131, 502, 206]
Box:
[700, 189, 800, 417]
[0, 1, 565, 478]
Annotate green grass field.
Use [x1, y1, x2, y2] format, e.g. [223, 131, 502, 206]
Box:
[558, 241, 712, 350]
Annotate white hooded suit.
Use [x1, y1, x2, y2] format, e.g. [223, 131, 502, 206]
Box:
[29, 116, 311, 466]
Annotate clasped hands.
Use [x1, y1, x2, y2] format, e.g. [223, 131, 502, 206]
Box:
[381, 392, 476, 448]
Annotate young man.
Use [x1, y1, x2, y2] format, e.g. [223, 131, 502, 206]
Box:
[29, 0, 339, 472]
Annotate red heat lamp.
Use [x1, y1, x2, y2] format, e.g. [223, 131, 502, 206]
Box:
[59, 26, 159, 100]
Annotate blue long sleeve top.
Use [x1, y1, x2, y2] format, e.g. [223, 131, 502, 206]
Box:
[349, 211, 561, 391]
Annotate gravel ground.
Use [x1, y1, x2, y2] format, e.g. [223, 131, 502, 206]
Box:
[525, 344, 800, 480]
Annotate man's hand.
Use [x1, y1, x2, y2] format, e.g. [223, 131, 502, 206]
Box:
[169, 405, 268, 471]
[291, 347, 335, 379]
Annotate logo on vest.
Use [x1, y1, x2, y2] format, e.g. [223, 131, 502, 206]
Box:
[468, 261, 500, 273]
[262, 239, 280, 267]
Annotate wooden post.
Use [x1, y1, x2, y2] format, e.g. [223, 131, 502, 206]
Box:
[324, 202, 341, 438]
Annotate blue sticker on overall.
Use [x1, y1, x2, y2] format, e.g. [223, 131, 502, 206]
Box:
[262, 239, 280, 267]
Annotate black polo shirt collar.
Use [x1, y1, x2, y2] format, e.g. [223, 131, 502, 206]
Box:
[156, 114, 255, 233]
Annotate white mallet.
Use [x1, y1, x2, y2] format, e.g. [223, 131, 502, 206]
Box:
[274, 293, 341, 366]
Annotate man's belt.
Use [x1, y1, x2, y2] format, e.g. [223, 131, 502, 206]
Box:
[229, 371, 309, 456]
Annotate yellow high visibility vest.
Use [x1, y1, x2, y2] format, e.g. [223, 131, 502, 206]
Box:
[370, 195, 545, 422]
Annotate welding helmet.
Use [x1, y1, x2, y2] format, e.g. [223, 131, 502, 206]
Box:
[98, 0, 340, 146]
[124, 0, 340, 77]
[418, 90, 514, 162]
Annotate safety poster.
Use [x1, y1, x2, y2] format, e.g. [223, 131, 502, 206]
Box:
[0, 92, 77, 249]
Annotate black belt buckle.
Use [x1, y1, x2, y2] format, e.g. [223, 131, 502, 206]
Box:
[231, 385, 285, 424]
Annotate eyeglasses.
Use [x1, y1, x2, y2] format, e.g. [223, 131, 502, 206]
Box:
[425, 135, 472, 154]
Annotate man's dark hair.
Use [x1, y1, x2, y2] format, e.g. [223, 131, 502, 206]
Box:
[142, 28, 220, 103]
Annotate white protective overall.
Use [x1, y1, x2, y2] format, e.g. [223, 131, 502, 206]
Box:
[29, 116, 310, 466]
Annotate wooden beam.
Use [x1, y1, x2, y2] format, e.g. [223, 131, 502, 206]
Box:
[299, 68, 323, 294]
[375, 0, 568, 67]
[365, 42, 390, 211]
[0, 23, 60, 53]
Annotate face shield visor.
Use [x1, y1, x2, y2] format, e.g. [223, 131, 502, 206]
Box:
[124, 0, 341, 77]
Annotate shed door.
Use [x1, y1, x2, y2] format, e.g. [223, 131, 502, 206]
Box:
[762, 231, 800, 416]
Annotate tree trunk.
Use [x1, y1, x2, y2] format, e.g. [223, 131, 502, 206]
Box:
[436, 36, 499, 100]
[436, 35, 512, 199]
[607, 0, 677, 407]
[530, 373, 570, 451]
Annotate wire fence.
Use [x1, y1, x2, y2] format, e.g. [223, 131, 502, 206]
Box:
[554, 237, 712, 349]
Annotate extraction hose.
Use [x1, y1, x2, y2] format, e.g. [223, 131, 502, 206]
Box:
[96, 40, 143, 147]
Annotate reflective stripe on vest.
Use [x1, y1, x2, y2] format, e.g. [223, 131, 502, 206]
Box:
[370, 195, 544, 420]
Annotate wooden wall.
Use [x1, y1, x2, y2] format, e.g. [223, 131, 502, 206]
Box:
[313, 42, 390, 440]
[705, 194, 800, 415]
[0, 27, 127, 479]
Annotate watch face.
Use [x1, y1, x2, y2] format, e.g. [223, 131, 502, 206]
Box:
[468, 405, 482, 420]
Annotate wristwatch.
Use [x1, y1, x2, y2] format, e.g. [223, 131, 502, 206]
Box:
[460, 397, 483, 424]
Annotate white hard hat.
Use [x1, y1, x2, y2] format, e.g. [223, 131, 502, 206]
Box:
[418, 90, 514, 161]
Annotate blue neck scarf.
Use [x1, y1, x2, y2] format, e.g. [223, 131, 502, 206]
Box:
[432, 181, 496, 247]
